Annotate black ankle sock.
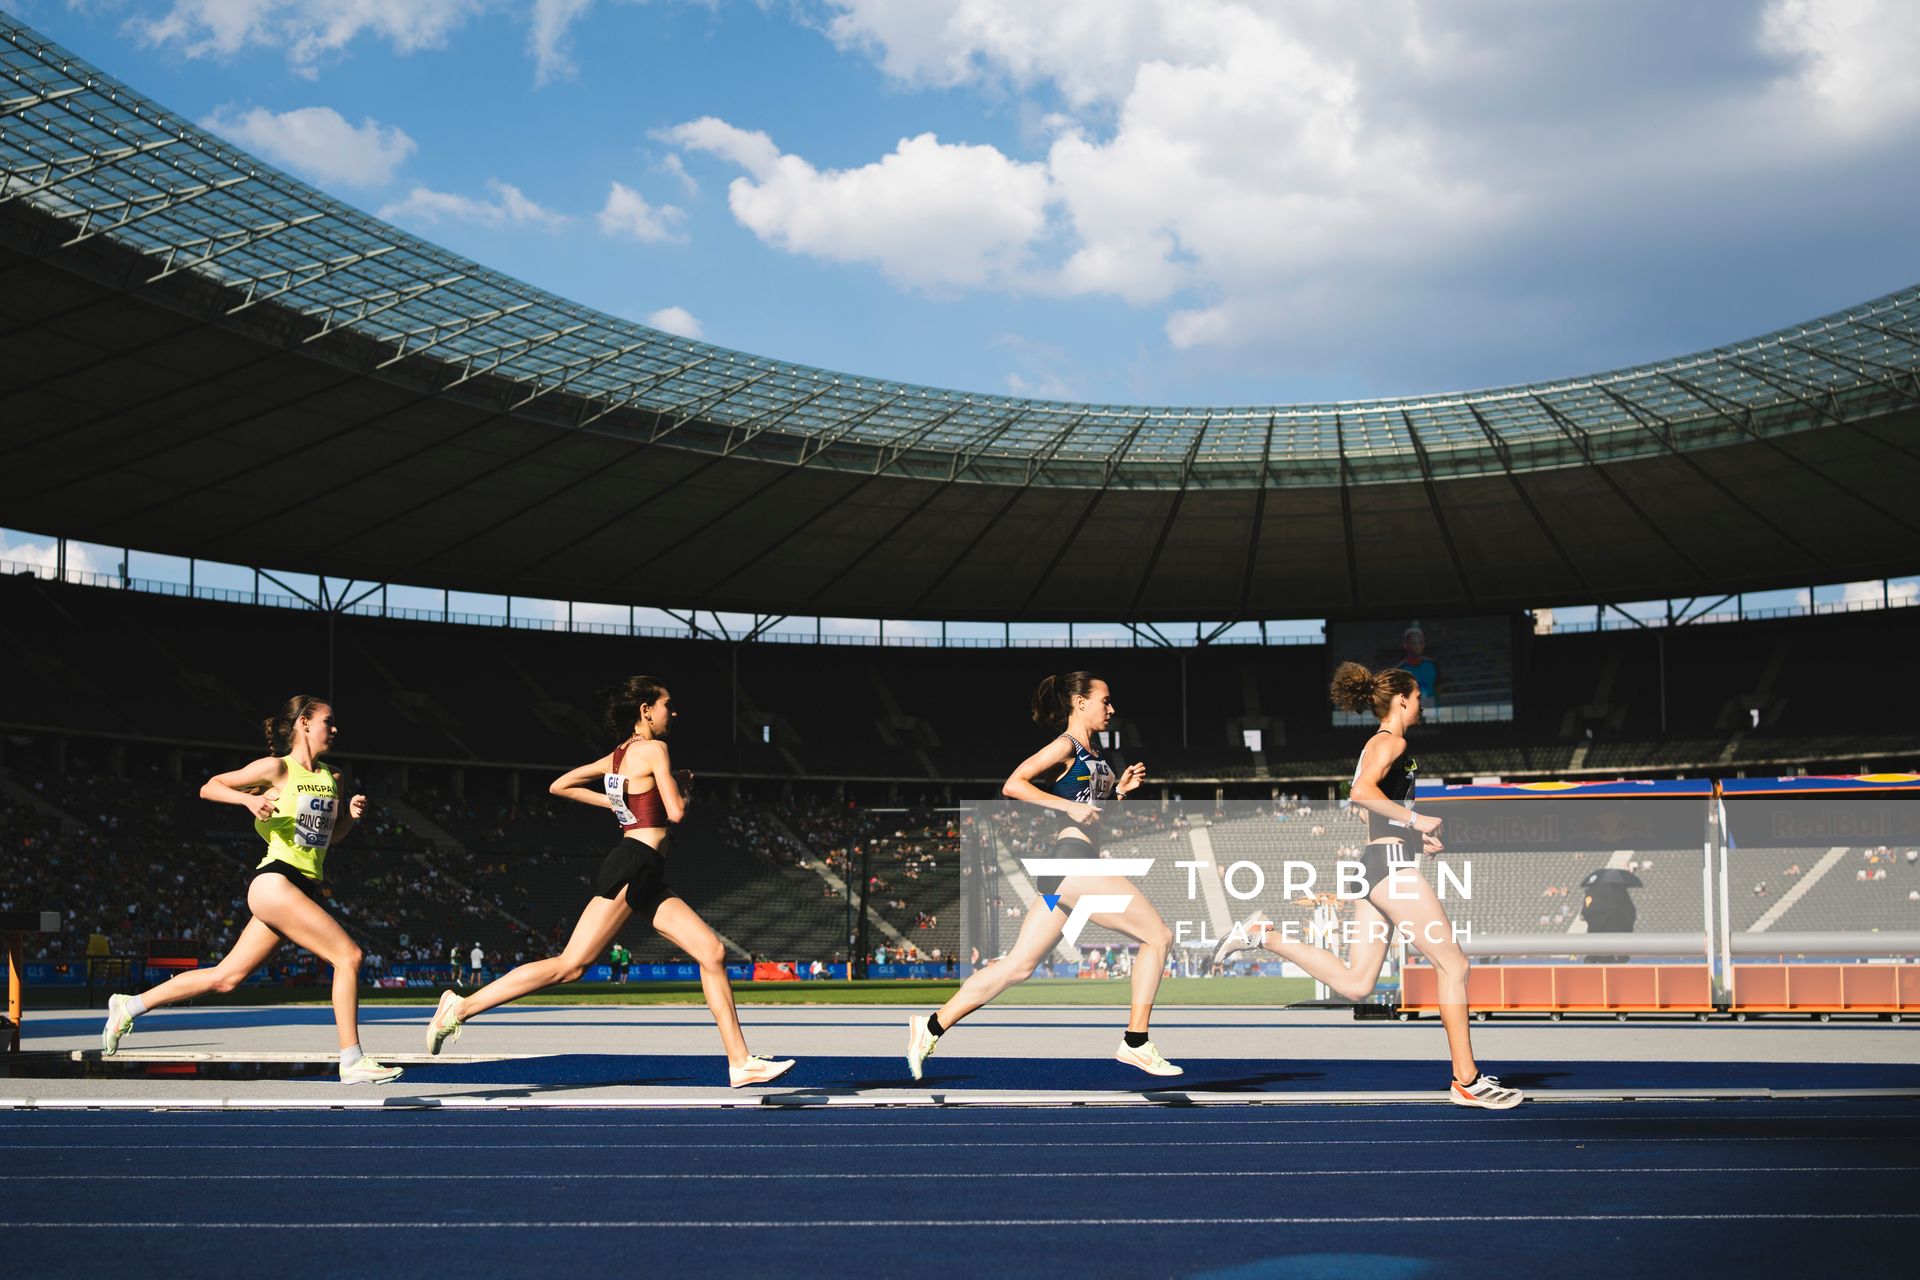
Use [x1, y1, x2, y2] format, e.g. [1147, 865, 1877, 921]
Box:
[926, 1012, 945, 1037]
[1123, 1030, 1149, 1048]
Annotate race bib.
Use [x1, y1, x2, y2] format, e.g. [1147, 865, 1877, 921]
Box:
[1090, 759, 1121, 802]
[294, 793, 337, 849]
[604, 773, 638, 827]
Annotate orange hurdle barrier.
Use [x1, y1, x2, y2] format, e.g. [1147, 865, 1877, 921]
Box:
[2, 910, 60, 1052]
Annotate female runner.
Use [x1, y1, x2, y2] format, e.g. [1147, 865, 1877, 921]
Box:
[1213, 662, 1520, 1108]
[424, 675, 794, 1087]
[906, 671, 1182, 1079]
[100, 696, 402, 1084]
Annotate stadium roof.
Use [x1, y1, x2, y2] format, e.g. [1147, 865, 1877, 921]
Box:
[3, 15, 1918, 622]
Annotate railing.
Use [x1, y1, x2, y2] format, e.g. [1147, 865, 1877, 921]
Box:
[7, 554, 1910, 648]
[1542, 592, 1914, 634]
[2, 557, 1328, 649]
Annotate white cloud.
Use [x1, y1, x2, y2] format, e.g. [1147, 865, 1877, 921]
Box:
[0, 535, 114, 582]
[761, 0, 1920, 370]
[128, 0, 665, 85]
[529, 0, 595, 86]
[803, 0, 1495, 328]
[644, 306, 704, 339]
[596, 181, 686, 242]
[655, 151, 699, 196]
[1838, 578, 1919, 606]
[661, 120, 1051, 291]
[201, 105, 415, 188]
[994, 332, 1078, 399]
[378, 179, 570, 230]
[669, 2, 1491, 318]
[657, 118, 781, 178]
[1759, 0, 1920, 127]
[128, 0, 487, 78]
[1006, 370, 1072, 399]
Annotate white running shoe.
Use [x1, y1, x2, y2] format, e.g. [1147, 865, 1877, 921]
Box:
[100, 993, 136, 1056]
[340, 1055, 404, 1085]
[1450, 1073, 1523, 1110]
[728, 1055, 797, 1088]
[425, 989, 463, 1056]
[1115, 1039, 1183, 1077]
[906, 1013, 939, 1081]
[1209, 912, 1272, 971]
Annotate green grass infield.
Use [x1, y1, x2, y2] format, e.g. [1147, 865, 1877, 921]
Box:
[36, 976, 1319, 1008]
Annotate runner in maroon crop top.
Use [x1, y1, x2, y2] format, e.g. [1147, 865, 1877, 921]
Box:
[607, 739, 669, 828]
[423, 675, 795, 1087]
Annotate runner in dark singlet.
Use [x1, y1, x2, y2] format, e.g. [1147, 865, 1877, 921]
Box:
[1213, 661, 1520, 1108]
[424, 675, 794, 1087]
[906, 671, 1183, 1079]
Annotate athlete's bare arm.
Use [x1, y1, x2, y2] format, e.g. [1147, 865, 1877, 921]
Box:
[1002, 736, 1098, 828]
[548, 753, 617, 809]
[332, 791, 368, 844]
[200, 756, 287, 821]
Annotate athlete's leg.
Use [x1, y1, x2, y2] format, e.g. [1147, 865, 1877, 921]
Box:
[452, 892, 633, 1022]
[1083, 886, 1176, 1033]
[132, 916, 282, 1009]
[1248, 894, 1394, 1001]
[933, 894, 1069, 1028]
[243, 876, 370, 1050]
[650, 896, 749, 1066]
[1370, 871, 1478, 1083]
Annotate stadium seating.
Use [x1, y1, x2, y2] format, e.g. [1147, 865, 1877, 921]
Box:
[2, 571, 1915, 973]
[4, 574, 1913, 790]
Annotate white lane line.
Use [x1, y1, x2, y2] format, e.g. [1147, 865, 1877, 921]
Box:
[1, 1165, 1910, 1181]
[4, 1213, 1917, 1229]
[4, 1088, 1915, 1112]
[6, 1111, 1908, 1129]
[0, 1135, 1907, 1149]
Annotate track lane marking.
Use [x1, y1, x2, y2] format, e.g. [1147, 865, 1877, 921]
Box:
[3, 1165, 1910, 1180]
[2, 1135, 1909, 1149]
[5, 1213, 1917, 1229]
[4, 1110, 1913, 1130]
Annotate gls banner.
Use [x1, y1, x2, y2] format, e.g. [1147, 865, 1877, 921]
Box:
[1017, 857, 1155, 944]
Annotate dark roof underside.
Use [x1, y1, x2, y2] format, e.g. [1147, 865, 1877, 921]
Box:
[3, 12, 1918, 621]
[4, 210, 1918, 621]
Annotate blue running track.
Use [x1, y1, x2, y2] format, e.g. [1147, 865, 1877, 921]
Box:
[3, 1099, 1915, 1278]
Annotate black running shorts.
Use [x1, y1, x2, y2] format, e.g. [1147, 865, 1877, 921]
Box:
[593, 838, 680, 918]
[1357, 840, 1418, 898]
[1035, 833, 1096, 901]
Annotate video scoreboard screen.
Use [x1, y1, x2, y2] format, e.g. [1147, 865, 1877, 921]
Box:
[1326, 614, 1515, 725]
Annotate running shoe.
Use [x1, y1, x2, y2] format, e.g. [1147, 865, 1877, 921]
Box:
[340, 1055, 404, 1085]
[425, 989, 463, 1055]
[100, 993, 136, 1056]
[1450, 1073, 1523, 1110]
[906, 1013, 939, 1081]
[1115, 1039, 1183, 1077]
[1209, 912, 1272, 971]
[728, 1055, 797, 1087]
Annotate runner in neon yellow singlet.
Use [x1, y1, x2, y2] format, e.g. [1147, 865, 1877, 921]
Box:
[99, 695, 404, 1085]
[253, 749, 339, 880]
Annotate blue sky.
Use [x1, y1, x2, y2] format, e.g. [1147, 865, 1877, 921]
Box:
[5, 0, 1919, 636]
[11, 0, 1920, 408]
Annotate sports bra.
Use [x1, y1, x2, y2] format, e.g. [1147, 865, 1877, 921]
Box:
[605, 741, 669, 831]
[1352, 729, 1417, 842]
